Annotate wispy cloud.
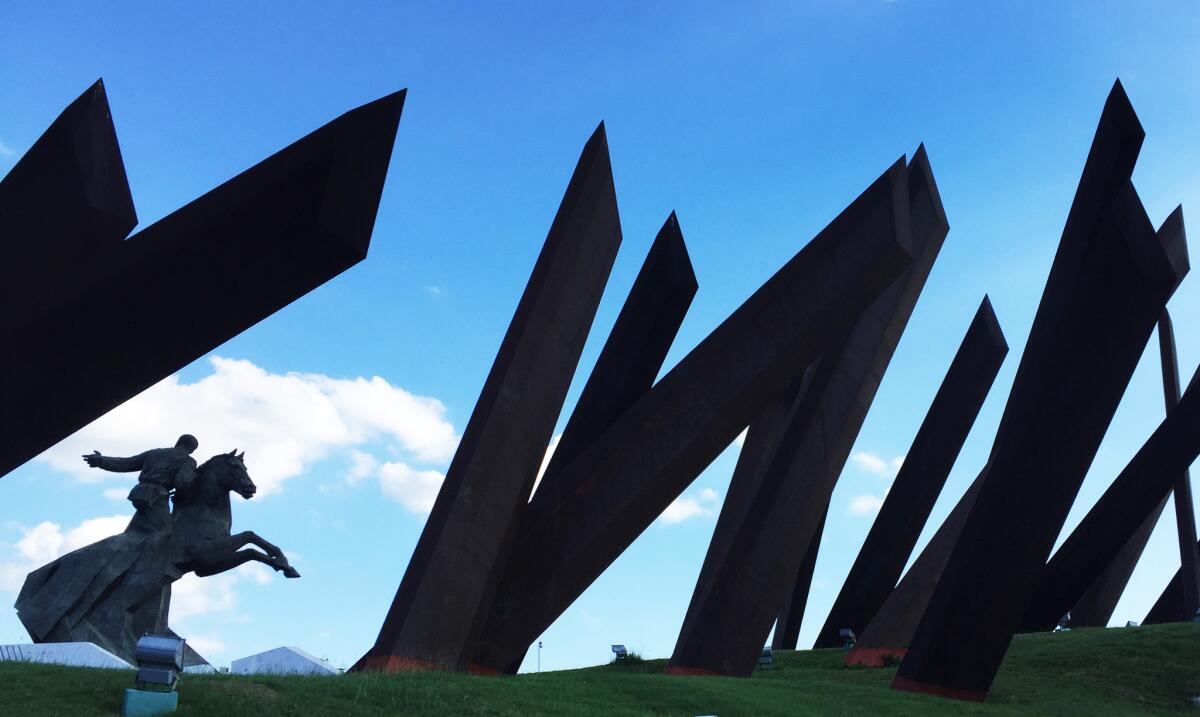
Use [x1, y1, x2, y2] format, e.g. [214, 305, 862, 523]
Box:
[849, 451, 904, 478]
[849, 493, 886, 516]
[38, 356, 459, 497]
[377, 461, 445, 514]
[847, 450, 902, 517]
[424, 285, 443, 296]
[659, 488, 720, 525]
[0, 141, 14, 158]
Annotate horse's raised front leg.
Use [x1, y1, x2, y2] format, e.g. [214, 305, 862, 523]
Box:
[232, 531, 300, 578]
[193, 548, 300, 578]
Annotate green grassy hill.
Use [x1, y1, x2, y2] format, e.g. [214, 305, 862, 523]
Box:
[2, 623, 1197, 716]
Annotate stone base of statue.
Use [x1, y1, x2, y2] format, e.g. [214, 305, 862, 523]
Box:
[0, 641, 133, 669]
[16, 530, 178, 665]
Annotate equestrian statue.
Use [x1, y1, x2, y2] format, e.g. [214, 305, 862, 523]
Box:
[14, 435, 298, 665]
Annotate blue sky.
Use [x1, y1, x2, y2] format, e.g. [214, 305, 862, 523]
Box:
[2, 1, 1199, 672]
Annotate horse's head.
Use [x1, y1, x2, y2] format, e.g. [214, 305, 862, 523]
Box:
[204, 449, 256, 500]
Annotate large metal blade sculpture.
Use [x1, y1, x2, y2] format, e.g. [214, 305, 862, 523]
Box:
[1050, 307, 1199, 628]
[892, 80, 1189, 702]
[356, 124, 624, 673]
[469, 154, 918, 675]
[814, 296, 1006, 649]
[667, 147, 946, 678]
[0, 79, 136, 320]
[1, 82, 405, 479]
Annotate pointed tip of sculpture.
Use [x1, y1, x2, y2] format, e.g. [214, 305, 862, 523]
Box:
[652, 210, 698, 292]
[1102, 77, 1144, 141]
[1155, 202, 1190, 291]
[310, 88, 408, 259]
[17, 75, 139, 239]
[975, 295, 1008, 352]
[907, 142, 949, 236]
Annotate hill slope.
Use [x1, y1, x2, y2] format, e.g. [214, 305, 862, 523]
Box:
[1, 623, 1197, 715]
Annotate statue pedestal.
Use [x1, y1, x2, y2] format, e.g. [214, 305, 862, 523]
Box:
[122, 688, 177, 717]
[0, 642, 131, 669]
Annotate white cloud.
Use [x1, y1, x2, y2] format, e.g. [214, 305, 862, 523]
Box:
[37, 356, 459, 497]
[849, 493, 886, 516]
[659, 488, 721, 525]
[345, 450, 378, 485]
[2, 514, 131, 593]
[378, 462, 445, 514]
[171, 572, 237, 620]
[0, 141, 14, 158]
[184, 634, 226, 657]
[170, 559, 276, 624]
[64, 515, 130, 551]
[239, 561, 275, 586]
[103, 488, 128, 501]
[425, 285, 443, 296]
[850, 451, 904, 478]
[14, 522, 65, 564]
[0, 562, 27, 594]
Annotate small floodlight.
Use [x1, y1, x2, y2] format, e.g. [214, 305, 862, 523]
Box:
[838, 628, 857, 651]
[1125, 621, 1139, 628]
[135, 635, 185, 690]
[757, 646, 773, 667]
[611, 644, 627, 658]
[1054, 612, 1071, 632]
[123, 634, 184, 716]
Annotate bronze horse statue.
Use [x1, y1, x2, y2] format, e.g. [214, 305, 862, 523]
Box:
[173, 450, 299, 579]
[15, 449, 297, 664]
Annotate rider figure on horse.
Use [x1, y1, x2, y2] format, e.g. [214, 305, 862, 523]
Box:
[83, 434, 199, 534]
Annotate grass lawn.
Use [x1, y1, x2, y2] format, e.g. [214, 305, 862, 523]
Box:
[1, 623, 1196, 715]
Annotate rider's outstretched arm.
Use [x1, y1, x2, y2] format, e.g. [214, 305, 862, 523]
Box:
[88, 452, 148, 472]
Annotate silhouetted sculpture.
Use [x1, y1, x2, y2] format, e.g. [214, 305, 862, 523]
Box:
[893, 80, 1189, 702]
[814, 297, 1006, 649]
[15, 444, 297, 665]
[1159, 311, 1200, 620]
[0, 80, 136, 320]
[1144, 539, 1200, 623]
[536, 212, 698, 489]
[357, 124, 624, 673]
[668, 146, 946, 678]
[1058, 308, 1197, 628]
[1018, 358, 1200, 633]
[84, 435, 200, 534]
[772, 506, 827, 651]
[484, 213, 698, 672]
[0, 82, 404, 479]
[473, 151, 917, 675]
[845, 465, 987, 667]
